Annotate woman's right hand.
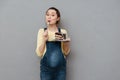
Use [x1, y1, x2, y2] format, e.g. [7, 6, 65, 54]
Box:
[43, 30, 48, 42]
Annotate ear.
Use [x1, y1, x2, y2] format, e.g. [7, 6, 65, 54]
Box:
[57, 17, 60, 21]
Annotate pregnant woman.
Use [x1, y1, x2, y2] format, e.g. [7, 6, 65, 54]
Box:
[36, 7, 70, 80]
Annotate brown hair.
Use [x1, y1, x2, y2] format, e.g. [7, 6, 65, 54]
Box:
[46, 7, 61, 24]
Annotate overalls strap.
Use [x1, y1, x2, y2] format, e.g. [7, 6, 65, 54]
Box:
[58, 28, 61, 33]
[44, 28, 47, 31]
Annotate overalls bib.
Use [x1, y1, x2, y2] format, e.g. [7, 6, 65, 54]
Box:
[40, 28, 66, 80]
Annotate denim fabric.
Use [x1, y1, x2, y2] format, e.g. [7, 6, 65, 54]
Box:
[40, 41, 66, 80]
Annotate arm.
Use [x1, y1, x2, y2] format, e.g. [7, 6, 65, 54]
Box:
[62, 41, 70, 56]
[36, 29, 48, 57]
[61, 29, 71, 56]
[37, 40, 46, 57]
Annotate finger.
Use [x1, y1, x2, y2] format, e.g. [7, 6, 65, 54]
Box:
[44, 30, 48, 35]
[44, 29, 48, 33]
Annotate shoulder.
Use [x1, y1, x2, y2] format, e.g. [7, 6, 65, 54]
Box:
[38, 28, 44, 33]
[37, 28, 45, 35]
[38, 28, 44, 31]
[60, 28, 67, 33]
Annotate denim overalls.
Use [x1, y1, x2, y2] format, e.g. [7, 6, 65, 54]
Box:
[40, 28, 66, 80]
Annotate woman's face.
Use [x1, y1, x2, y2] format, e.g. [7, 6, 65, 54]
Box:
[46, 9, 60, 25]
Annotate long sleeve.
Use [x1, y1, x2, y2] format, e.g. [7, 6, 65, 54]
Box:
[36, 29, 46, 57]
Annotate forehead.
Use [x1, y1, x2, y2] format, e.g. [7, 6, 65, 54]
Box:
[46, 9, 57, 14]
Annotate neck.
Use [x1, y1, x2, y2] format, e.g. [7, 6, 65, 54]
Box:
[47, 24, 58, 32]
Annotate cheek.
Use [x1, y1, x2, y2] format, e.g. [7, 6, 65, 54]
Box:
[52, 17, 58, 21]
[45, 16, 48, 19]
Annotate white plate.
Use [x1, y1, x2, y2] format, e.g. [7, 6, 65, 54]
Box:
[55, 38, 71, 42]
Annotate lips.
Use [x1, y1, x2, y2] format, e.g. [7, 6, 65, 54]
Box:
[48, 20, 51, 22]
[47, 20, 51, 25]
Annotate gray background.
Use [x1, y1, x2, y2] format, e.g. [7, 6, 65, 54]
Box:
[0, 0, 120, 80]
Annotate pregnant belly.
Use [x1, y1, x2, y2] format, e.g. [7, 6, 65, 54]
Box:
[47, 51, 64, 68]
